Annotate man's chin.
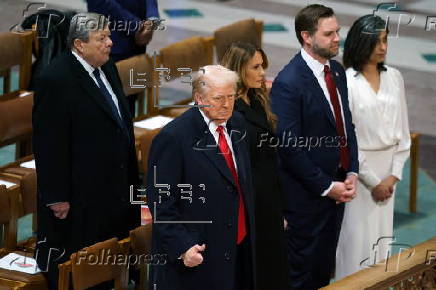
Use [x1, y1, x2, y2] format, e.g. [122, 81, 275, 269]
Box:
[330, 48, 339, 57]
[313, 46, 338, 60]
[96, 56, 110, 67]
[220, 114, 232, 121]
[213, 115, 231, 123]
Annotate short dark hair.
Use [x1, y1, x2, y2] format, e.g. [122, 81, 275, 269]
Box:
[295, 4, 335, 46]
[343, 15, 388, 73]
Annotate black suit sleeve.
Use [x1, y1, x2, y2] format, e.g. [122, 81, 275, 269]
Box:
[271, 80, 333, 195]
[146, 131, 198, 262]
[32, 73, 72, 205]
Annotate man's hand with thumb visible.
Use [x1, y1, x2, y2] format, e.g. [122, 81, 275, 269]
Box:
[181, 244, 206, 267]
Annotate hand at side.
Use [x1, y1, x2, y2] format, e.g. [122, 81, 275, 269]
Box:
[181, 244, 206, 267]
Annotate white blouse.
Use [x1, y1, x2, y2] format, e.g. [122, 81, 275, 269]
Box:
[347, 66, 411, 189]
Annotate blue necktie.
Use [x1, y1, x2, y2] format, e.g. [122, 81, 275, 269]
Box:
[93, 69, 125, 129]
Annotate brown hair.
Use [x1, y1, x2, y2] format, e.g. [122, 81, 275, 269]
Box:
[220, 42, 277, 130]
[295, 4, 335, 45]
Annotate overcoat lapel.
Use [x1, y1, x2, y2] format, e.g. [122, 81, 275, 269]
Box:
[191, 108, 238, 190]
[68, 52, 124, 129]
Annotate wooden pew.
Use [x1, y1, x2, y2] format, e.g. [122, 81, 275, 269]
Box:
[322, 237, 436, 289]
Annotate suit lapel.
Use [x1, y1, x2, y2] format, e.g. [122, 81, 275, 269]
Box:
[69, 53, 124, 129]
[297, 53, 336, 127]
[101, 62, 132, 123]
[331, 65, 348, 108]
[227, 117, 248, 183]
[315, 80, 336, 127]
[191, 109, 237, 188]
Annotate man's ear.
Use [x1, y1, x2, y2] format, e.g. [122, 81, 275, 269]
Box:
[73, 39, 84, 54]
[194, 92, 203, 105]
[301, 31, 312, 47]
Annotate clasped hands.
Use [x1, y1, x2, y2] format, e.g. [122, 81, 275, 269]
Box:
[328, 174, 358, 204]
[371, 175, 398, 202]
[181, 244, 206, 267]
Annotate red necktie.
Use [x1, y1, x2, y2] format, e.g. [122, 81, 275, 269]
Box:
[324, 65, 350, 170]
[216, 126, 247, 244]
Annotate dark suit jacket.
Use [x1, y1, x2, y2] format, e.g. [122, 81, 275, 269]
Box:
[234, 94, 289, 290]
[32, 51, 140, 267]
[270, 52, 359, 213]
[87, 0, 159, 60]
[146, 107, 256, 290]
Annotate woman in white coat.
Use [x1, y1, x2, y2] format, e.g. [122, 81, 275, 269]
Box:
[336, 15, 411, 279]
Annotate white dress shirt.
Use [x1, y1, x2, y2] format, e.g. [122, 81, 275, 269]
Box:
[300, 48, 356, 196]
[71, 50, 122, 117]
[198, 108, 238, 172]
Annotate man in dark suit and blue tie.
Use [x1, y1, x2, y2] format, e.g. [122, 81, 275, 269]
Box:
[270, 4, 359, 289]
[33, 13, 139, 289]
[146, 65, 256, 290]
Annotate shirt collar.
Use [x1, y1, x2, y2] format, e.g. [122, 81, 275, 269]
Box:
[71, 50, 100, 76]
[300, 48, 330, 78]
[198, 107, 228, 134]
